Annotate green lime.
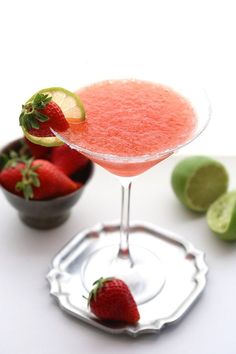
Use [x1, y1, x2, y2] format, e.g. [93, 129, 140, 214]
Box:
[21, 87, 85, 147]
[23, 127, 64, 147]
[171, 156, 229, 212]
[207, 191, 236, 241]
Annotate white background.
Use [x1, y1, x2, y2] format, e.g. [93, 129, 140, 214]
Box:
[0, 0, 236, 154]
[1, 1, 236, 354]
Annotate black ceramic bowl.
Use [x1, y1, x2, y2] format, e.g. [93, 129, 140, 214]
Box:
[0, 138, 93, 229]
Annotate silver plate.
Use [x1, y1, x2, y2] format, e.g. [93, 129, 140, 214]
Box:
[47, 221, 208, 337]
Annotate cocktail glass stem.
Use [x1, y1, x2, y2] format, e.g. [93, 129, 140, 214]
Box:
[117, 177, 134, 266]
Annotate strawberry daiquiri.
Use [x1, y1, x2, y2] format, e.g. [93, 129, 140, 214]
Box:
[59, 80, 197, 176]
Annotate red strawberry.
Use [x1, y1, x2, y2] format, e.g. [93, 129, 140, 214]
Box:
[0, 163, 25, 197]
[0, 159, 79, 200]
[50, 145, 89, 176]
[24, 137, 50, 159]
[31, 160, 78, 199]
[88, 277, 140, 324]
[19, 93, 69, 137]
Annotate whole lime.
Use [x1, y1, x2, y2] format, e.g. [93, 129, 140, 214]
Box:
[171, 156, 229, 212]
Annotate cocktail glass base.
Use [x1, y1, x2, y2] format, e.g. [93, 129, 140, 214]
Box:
[47, 221, 208, 336]
[81, 244, 166, 305]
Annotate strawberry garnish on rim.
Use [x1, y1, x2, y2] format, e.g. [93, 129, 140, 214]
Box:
[19, 93, 69, 137]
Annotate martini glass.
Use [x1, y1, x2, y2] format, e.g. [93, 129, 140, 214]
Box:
[53, 78, 210, 305]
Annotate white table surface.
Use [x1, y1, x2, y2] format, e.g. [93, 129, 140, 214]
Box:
[1, 155, 236, 354]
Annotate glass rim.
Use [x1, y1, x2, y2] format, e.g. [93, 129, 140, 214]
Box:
[53, 116, 210, 163]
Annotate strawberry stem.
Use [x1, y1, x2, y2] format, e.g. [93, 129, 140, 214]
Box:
[1, 150, 30, 170]
[19, 93, 52, 131]
[88, 277, 114, 306]
[15, 159, 40, 200]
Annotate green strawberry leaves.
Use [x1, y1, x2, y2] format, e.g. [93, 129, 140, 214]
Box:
[15, 159, 40, 200]
[0, 150, 40, 200]
[0, 153, 8, 170]
[0, 150, 29, 170]
[19, 93, 52, 131]
[87, 277, 114, 305]
[32, 93, 52, 109]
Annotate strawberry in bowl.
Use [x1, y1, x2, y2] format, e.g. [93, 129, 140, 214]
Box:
[0, 138, 93, 229]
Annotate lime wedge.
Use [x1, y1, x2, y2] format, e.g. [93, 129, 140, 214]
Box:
[207, 191, 236, 241]
[23, 127, 64, 147]
[171, 156, 229, 212]
[21, 87, 85, 147]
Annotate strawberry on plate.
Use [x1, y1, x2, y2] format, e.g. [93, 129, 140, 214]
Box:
[50, 145, 89, 176]
[87, 277, 140, 324]
[0, 157, 80, 200]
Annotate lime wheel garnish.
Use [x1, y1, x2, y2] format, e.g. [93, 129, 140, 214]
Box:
[20, 87, 85, 147]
